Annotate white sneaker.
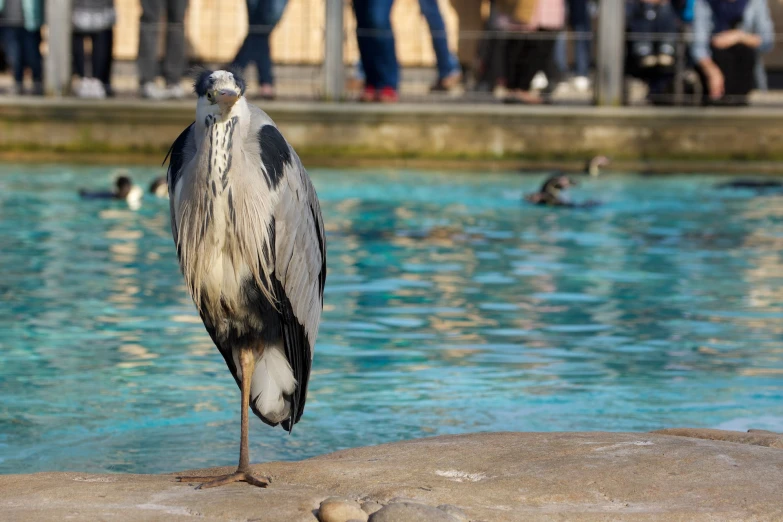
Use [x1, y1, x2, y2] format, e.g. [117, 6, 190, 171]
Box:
[141, 81, 168, 100]
[166, 84, 186, 99]
[530, 71, 548, 91]
[571, 75, 590, 93]
[91, 78, 107, 99]
[74, 78, 90, 98]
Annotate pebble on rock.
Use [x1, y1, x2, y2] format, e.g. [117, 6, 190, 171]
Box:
[360, 501, 384, 515]
[369, 502, 460, 522]
[318, 497, 369, 522]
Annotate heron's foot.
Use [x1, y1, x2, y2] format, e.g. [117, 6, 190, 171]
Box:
[177, 471, 270, 489]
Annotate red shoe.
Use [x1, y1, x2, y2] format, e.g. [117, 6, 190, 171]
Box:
[360, 86, 376, 102]
[378, 87, 398, 103]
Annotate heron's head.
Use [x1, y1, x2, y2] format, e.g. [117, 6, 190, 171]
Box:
[194, 69, 246, 121]
[585, 155, 611, 177]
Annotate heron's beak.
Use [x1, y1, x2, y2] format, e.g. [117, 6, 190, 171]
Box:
[216, 89, 239, 109]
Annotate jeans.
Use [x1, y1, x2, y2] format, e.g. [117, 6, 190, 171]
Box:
[3, 26, 42, 85]
[628, 1, 677, 59]
[233, 0, 288, 86]
[73, 29, 114, 91]
[418, 0, 459, 80]
[353, 0, 398, 90]
[568, 0, 591, 77]
[138, 0, 188, 85]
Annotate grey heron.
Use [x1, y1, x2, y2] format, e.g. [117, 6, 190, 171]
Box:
[165, 70, 326, 489]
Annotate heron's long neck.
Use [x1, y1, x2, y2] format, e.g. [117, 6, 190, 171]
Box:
[206, 115, 240, 192]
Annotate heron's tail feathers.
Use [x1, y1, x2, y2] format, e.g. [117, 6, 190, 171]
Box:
[250, 344, 297, 425]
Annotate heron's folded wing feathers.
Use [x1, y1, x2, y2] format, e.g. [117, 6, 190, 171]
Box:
[269, 145, 325, 430]
[165, 122, 196, 249]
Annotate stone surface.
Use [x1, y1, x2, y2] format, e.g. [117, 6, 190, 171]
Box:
[652, 428, 783, 448]
[360, 501, 383, 515]
[369, 502, 458, 522]
[1, 431, 783, 521]
[4, 98, 783, 166]
[437, 504, 469, 522]
[318, 497, 368, 522]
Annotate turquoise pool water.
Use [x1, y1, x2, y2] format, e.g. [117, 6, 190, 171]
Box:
[1, 165, 782, 474]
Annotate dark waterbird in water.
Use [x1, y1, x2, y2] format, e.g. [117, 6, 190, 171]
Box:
[524, 174, 600, 207]
[523, 156, 609, 207]
[714, 179, 783, 192]
[78, 172, 143, 203]
[166, 70, 326, 489]
[148, 176, 168, 198]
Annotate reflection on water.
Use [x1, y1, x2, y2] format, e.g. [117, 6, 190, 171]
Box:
[0, 166, 782, 474]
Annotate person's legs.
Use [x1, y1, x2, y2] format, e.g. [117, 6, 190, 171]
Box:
[22, 29, 42, 87]
[138, 0, 162, 86]
[653, 2, 677, 61]
[163, 0, 188, 86]
[92, 29, 114, 92]
[233, 0, 262, 70]
[366, 0, 398, 92]
[569, 0, 591, 77]
[353, 0, 379, 91]
[726, 44, 754, 101]
[709, 44, 753, 104]
[254, 0, 288, 86]
[72, 32, 86, 78]
[505, 35, 525, 91]
[628, 1, 656, 62]
[418, 0, 459, 81]
[449, 0, 483, 72]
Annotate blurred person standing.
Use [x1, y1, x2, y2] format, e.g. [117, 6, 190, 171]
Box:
[137, 0, 188, 99]
[627, 0, 678, 70]
[420, 0, 463, 91]
[692, 0, 773, 105]
[0, 0, 43, 95]
[353, 0, 398, 102]
[232, 0, 288, 99]
[497, 0, 565, 104]
[72, 0, 116, 98]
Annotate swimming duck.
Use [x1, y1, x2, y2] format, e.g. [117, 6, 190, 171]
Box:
[79, 174, 143, 204]
[524, 174, 601, 208]
[525, 174, 578, 206]
[149, 176, 169, 198]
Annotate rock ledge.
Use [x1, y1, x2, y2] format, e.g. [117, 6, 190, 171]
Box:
[1, 431, 782, 521]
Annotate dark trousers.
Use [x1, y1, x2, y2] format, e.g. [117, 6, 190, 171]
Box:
[138, 0, 188, 85]
[353, 0, 398, 90]
[704, 44, 755, 104]
[506, 31, 555, 91]
[73, 29, 114, 90]
[3, 26, 42, 84]
[627, 1, 677, 58]
[232, 0, 288, 86]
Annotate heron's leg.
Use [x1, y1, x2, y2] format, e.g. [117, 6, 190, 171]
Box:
[177, 348, 270, 489]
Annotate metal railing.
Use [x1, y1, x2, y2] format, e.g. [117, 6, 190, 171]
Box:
[0, 0, 773, 106]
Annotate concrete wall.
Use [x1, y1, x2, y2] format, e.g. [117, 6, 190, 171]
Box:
[1, 100, 782, 166]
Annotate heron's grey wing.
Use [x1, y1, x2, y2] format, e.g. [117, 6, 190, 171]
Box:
[165, 122, 196, 250]
[256, 123, 325, 431]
